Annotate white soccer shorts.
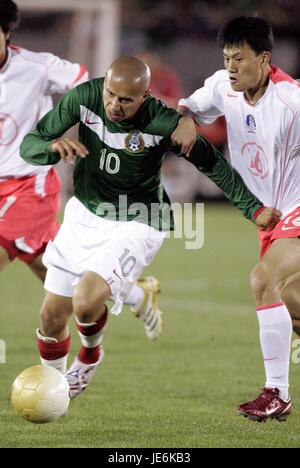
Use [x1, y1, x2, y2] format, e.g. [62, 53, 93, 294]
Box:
[43, 197, 166, 315]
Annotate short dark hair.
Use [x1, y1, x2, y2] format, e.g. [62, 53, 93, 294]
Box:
[218, 16, 274, 54]
[0, 0, 19, 34]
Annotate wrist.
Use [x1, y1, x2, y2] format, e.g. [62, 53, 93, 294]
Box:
[178, 115, 194, 128]
[178, 106, 194, 118]
[253, 206, 265, 221]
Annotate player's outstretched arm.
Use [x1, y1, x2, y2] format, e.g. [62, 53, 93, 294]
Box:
[174, 134, 281, 228]
[171, 113, 197, 156]
[253, 207, 282, 232]
[20, 88, 82, 166]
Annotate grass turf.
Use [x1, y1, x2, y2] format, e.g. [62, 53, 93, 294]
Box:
[1, 203, 300, 448]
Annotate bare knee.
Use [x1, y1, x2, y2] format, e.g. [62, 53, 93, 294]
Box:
[40, 293, 73, 338]
[250, 263, 277, 306]
[73, 289, 108, 323]
[73, 272, 110, 323]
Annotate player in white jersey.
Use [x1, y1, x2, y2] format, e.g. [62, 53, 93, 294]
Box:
[0, 0, 88, 277]
[172, 16, 300, 422]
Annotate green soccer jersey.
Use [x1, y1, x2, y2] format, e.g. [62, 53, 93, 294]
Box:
[20, 78, 263, 230]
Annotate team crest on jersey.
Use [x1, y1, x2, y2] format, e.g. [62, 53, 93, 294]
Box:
[125, 130, 145, 153]
[246, 114, 256, 133]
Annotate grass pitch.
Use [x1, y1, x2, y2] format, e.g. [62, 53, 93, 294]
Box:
[1, 203, 300, 448]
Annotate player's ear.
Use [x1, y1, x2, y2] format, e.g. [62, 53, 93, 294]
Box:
[262, 51, 271, 65]
[5, 31, 11, 44]
[143, 89, 150, 99]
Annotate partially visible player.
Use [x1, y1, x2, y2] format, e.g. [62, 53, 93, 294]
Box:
[20, 56, 279, 399]
[0, 0, 88, 280]
[173, 16, 300, 422]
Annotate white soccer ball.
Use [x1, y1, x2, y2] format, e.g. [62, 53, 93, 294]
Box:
[11, 365, 70, 424]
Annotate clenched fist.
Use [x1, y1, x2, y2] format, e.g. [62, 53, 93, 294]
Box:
[255, 207, 282, 231]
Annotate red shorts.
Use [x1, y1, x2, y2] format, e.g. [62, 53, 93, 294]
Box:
[259, 206, 300, 258]
[0, 168, 61, 264]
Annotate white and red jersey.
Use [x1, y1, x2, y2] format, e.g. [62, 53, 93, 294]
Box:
[0, 45, 88, 180]
[179, 65, 300, 217]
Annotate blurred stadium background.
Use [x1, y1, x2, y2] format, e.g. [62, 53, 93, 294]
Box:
[2, 0, 300, 448]
[15, 0, 300, 204]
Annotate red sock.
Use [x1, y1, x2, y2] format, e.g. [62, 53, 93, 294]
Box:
[76, 309, 108, 365]
[79, 346, 101, 365]
[37, 335, 71, 361]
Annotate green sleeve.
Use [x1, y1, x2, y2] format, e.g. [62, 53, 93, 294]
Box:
[20, 87, 81, 166]
[173, 135, 263, 222]
[145, 97, 180, 137]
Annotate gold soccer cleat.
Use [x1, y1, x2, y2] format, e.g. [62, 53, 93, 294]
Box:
[132, 276, 163, 340]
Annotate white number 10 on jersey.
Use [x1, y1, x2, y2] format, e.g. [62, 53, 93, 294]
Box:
[99, 149, 120, 174]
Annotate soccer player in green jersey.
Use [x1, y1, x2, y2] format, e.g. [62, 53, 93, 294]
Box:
[20, 56, 280, 399]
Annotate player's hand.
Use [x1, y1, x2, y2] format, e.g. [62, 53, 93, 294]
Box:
[51, 138, 89, 165]
[171, 115, 196, 156]
[255, 207, 282, 231]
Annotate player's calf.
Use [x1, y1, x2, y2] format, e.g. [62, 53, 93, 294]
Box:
[280, 277, 300, 336]
[37, 292, 73, 374]
[40, 292, 73, 341]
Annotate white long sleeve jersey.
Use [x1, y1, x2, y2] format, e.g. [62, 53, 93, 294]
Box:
[179, 65, 300, 216]
[0, 45, 88, 179]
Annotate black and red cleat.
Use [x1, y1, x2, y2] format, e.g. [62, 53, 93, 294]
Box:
[237, 388, 291, 422]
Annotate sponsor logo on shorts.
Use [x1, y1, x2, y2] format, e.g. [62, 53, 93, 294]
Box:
[113, 269, 122, 280]
[281, 212, 300, 230]
[281, 225, 298, 231]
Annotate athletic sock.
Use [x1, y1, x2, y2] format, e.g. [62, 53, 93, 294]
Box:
[257, 303, 292, 401]
[76, 308, 108, 365]
[36, 329, 70, 374]
[123, 283, 144, 310]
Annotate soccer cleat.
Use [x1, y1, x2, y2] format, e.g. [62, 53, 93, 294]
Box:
[65, 349, 105, 399]
[237, 387, 292, 422]
[132, 276, 163, 340]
